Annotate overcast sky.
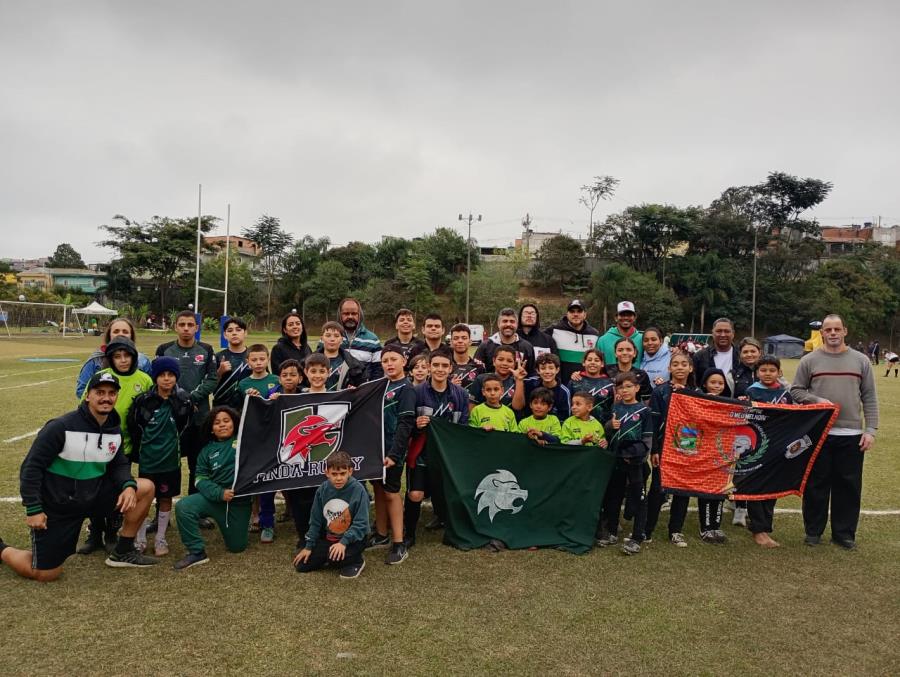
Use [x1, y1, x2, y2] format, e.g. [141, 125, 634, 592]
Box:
[2, 1, 898, 263]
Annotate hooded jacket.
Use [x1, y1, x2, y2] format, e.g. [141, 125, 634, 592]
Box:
[597, 325, 644, 369]
[271, 333, 312, 376]
[516, 305, 557, 359]
[335, 300, 383, 381]
[316, 345, 366, 390]
[641, 342, 671, 386]
[128, 385, 194, 467]
[75, 347, 152, 399]
[473, 332, 536, 375]
[20, 403, 135, 516]
[544, 316, 601, 384]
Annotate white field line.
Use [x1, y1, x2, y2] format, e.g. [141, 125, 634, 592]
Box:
[0, 376, 70, 391]
[2, 429, 41, 444]
[0, 365, 80, 379]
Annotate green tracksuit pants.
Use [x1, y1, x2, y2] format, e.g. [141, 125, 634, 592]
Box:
[175, 494, 251, 555]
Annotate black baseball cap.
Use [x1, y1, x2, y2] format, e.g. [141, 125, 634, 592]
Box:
[567, 299, 586, 311]
[87, 372, 121, 391]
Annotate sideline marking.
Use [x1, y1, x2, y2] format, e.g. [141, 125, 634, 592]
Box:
[0, 376, 69, 391]
[0, 365, 80, 379]
[2, 429, 41, 444]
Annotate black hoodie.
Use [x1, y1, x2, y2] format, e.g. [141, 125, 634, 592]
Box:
[516, 304, 557, 358]
[271, 334, 312, 376]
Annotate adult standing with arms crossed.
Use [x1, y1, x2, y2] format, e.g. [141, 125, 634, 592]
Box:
[791, 314, 878, 549]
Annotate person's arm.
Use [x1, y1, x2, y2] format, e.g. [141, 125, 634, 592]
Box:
[789, 357, 823, 404]
[269, 344, 284, 376]
[387, 388, 417, 464]
[190, 346, 219, 404]
[75, 358, 98, 399]
[340, 484, 371, 546]
[367, 348, 384, 381]
[468, 407, 481, 428]
[649, 389, 664, 453]
[126, 399, 143, 460]
[641, 409, 654, 452]
[304, 489, 325, 549]
[859, 358, 879, 439]
[510, 370, 528, 412]
[540, 417, 562, 444]
[19, 420, 65, 516]
[108, 434, 138, 493]
[195, 444, 226, 502]
[473, 343, 492, 372]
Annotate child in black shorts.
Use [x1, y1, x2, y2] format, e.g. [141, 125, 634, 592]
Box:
[128, 357, 193, 556]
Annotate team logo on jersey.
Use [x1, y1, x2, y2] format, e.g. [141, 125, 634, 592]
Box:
[475, 469, 528, 522]
[194, 354, 205, 364]
[107, 440, 118, 454]
[278, 402, 349, 468]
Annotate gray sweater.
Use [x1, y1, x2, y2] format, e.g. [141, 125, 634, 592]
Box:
[790, 348, 878, 435]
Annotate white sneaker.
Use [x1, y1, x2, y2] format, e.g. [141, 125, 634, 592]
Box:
[670, 532, 688, 548]
[732, 507, 748, 527]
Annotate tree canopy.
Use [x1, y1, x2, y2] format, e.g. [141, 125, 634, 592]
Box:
[47, 243, 86, 269]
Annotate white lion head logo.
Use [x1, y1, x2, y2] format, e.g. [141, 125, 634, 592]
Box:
[475, 469, 528, 522]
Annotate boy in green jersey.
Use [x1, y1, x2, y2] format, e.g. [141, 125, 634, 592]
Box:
[469, 374, 517, 432]
[561, 391, 608, 447]
[238, 344, 281, 400]
[517, 387, 561, 445]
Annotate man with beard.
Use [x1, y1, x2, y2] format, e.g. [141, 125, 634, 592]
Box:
[691, 317, 741, 387]
[336, 297, 383, 382]
[545, 300, 601, 383]
[517, 304, 557, 360]
[474, 308, 536, 375]
[383, 308, 426, 361]
[597, 301, 644, 369]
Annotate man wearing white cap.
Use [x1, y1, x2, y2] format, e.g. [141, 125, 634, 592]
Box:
[597, 301, 644, 368]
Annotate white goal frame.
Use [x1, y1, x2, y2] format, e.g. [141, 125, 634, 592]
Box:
[0, 300, 84, 338]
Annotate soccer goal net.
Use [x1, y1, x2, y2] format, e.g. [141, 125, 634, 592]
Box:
[0, 301, 84, 338]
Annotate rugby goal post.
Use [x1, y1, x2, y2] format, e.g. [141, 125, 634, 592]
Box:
[0, 300, 84, 338]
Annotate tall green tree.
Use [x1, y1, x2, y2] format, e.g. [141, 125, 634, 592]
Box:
[199, 252, 260, 317]
[325, 241, 377, 291]
[590, 265, 681, 333]
[47, 243, 86, 269]
[373, 236, 413, 279]
[450, 263, 519, 329]
[399, 250, 437, 316]
[305, 259, 352, 318]
[242, 215, 294, 322]
[419, 227, 477, 291]
[279, 235, 331, 309]
[530, 235, 586, 293]
[99, 214, 218, 313]
[579, 175, 619, 254]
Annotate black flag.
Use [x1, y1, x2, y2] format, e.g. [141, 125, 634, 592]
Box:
[232, 378, 388, 497]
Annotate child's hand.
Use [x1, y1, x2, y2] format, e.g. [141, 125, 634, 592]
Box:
[581, 434, 594, 445]
[482, 425, 495, 432]
[513, 360, 527, 381]
[451, 374, 463, 386]
[536, 438, 547, 446]
[611, 413, 621, 430]
[384, 457, 396, 468]
[293, 548, 311, 566]
[653, 377, 665, 386]
[598, 438, 608, 449]
[738, 395, 749, 401]
[217, 360, 232, 377]
[416, 415, 431, 429]
[650, 453, 660, 467]
[526, 428, 540, 440]
[269, 392, 281, 400]
[672, 383, 684, 391]
[222, 489, 235, 502]
[570, 371, 583, 383]
[246, 388, 260, 398]
[328, 542, 347, 561]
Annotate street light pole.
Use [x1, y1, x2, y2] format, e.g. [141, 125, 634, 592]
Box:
[751, 224, 759, 337]
[459, 212, 482, 324]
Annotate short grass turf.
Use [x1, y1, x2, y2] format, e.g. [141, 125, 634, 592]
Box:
[1, 334, 899, 676]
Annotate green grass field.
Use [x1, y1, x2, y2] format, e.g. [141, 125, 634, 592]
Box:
[1, 333, 898, 675]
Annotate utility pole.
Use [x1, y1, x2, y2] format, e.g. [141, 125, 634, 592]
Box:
[458, 212, 482, 324]
[750, 224, 759, 337]
[522, 213, 533, 257]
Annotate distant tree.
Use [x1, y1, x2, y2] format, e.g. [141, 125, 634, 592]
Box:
[450, 263, 519, 329]
[47, 243, 86, 269]
[591, 263, 629, 330]
[99, 214, 218, 313]
[531, 235, 585, 293]
[359, 277, 409, 322]
[419, 227, 477, 290]
[579, 175, 619, 254]
[242, 215, 293, 322]
[279, 235, 331, 310]
[199, 253, 260, 317]
[305, 259, 352, 317]
[670, 253, 736, 333]
[373, 236, 413, 279]
[399, 246, 437, 316]
[325, 242, 377, 291]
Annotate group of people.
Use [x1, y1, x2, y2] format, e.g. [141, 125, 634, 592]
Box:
[0, 297, 879, 581]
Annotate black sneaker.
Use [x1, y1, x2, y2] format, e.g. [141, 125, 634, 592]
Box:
[199, 517, 215, 530]
[105, 548, 160, 568]
[77, 532, 104, 555]
[425, 516, 444, 530]
[173, 551, 210, 570]
[621, 538, 641, 555]
[804, 534, 821, 546]
[367, 532, 391, 549]
[832, 538, 857, 550]
[339, 558, 366, 579]
[385, 543, 408, 565]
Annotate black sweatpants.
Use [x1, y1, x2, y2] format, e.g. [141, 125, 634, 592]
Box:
[803, 434, 865, 542]
[748, 500, 776, 534]
[600, 463, 627, 536]
[623, 457, 649, 542]
[668, 496, 722, 534]
[644, 465, 665, 540]
[295, 537, 365, 572]
[286, 488, 319, 546]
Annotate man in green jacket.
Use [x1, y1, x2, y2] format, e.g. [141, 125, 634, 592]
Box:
[597, 301, 644, 368]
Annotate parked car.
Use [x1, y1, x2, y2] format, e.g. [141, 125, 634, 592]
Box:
[446, 323, 485, 345]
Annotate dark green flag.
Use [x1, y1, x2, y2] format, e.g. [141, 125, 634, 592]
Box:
[426, 419, 616, 554]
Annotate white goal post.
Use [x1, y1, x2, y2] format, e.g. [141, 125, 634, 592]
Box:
[0, 300, 84, 338]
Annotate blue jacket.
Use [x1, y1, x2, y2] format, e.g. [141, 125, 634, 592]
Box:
[641, 343, 671, 386]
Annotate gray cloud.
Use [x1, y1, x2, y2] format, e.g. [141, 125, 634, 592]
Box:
[2, 1, 898, 262]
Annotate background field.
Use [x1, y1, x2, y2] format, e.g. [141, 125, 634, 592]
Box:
[1, 333, 898, 676]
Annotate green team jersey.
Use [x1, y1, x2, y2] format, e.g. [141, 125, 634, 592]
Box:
[469, 403, 517, 432]
[238, 373, 281, 399]
[383, 378, 416, 452]
[560, 415, 605, 445]
[569, 375, 615, 422]
[517, 414, 562, 438]
[138, 399, 181, 473]
[81, 367, 152, 455]
[195, 437, 249, 504]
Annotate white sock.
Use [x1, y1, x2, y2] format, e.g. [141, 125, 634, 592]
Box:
[136, 523, 148, 545]
[156, 511, 171, 543]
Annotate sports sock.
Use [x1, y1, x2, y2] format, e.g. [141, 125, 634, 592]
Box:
[136, 523, 148, 545]
[115, 535, 135, 555]
[156, 511, 171, 543]
[403, 496, 421, 541]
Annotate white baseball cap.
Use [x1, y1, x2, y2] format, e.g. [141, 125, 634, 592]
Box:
[617, 301, 635, 314]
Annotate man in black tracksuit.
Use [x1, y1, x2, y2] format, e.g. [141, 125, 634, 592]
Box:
[517, 304, 557, 360]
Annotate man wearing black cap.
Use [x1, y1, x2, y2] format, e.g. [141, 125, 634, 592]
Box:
[545, 299, 601, 383]
[0, 373, 159, 581]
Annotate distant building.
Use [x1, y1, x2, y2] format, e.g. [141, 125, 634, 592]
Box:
[4, 257, 49, 271]
[202, 235, 261, 269]
[17, 267, 107, 293]
[820, 224, 899, 256]
[515, 229, 586, 256]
